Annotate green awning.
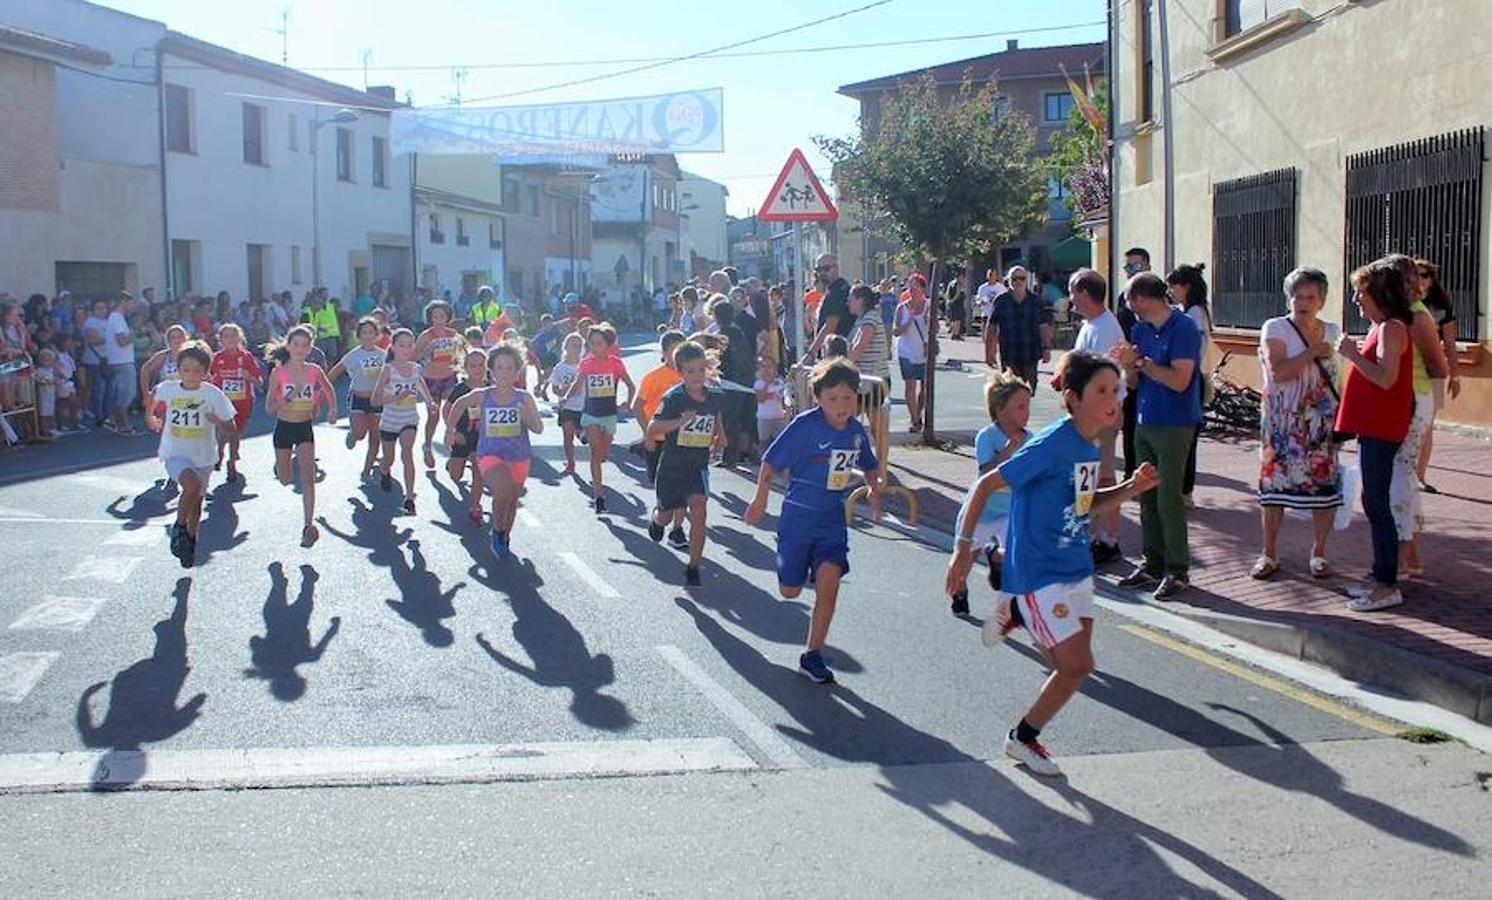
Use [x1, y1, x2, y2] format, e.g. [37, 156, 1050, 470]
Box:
[1048, 235, 1094, 271]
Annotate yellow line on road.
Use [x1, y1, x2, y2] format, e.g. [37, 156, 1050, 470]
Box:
[1117, 623, 1403, 736]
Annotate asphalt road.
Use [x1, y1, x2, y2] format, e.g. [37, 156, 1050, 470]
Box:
[0, 334, 1486, 896]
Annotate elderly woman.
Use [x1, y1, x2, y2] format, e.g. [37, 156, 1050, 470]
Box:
[1252, 267, 1341, 580]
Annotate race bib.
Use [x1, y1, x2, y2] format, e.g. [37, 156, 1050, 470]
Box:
[586, 373, 616, 398]
[360, 356, 383, 372]
[168, 397, 205, 440]
[431, 338, 457, 365]
[826, 449, 857, 491]
[221, 378, 246, 401]
[677, 413, 715, 448]
[284, 382, 314, 412]
[1073, 461, 1100, 516]
[392, 383, 418, 407]
[485, 405, 521, 438]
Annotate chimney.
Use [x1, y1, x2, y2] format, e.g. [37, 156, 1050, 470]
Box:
[1006, 39, 1019, 51]
[367, 85, 396, 101]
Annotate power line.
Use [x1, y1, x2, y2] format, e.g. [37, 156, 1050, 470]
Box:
[441, 0, 896, 108]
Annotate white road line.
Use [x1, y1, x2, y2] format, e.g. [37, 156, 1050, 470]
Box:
[556, 551, 620, 599]
[0, 737, 757, 794]
[104, 525, 166, 547]
[656, 644, 808, 770]
[0, 652, 60, 704]
[63, 556, 141, 585]
[0, 505, 42, 519]
[517, 507, 543, 529]
[8, 596, 109, 633]
[0, 517, 152, 527]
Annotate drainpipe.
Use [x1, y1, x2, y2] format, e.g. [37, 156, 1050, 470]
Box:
[1157, 0, 1176, 272]
[154, 43, 172, 297]
[1107, 0, 1118, 291]
[410, 151, 419, 299]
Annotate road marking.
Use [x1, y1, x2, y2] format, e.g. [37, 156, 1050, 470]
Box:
[63, 556, 141, 585]
[0, 652, 60, 704]
[557, 551, 620, 599]
[104, 525, 166, 547]
[0, 737, 757, 794]
[72, 473, 150, 493]
[0, 459, 147, 488]
[8, 596, 109, 633]
[0, 504, 42, 519]
[1116, 623, 1403, 736]
[0, 517, 153, 527]
[517, 508, 542, 529]
[656, 644, 808, 770]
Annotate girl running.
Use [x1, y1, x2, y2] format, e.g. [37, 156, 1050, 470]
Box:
[443, 347, 489, 525]
[146, 340, 237, 568]
[139, 323, 187, 413]
[447, 344, 543, 559]
[265, 325, 338, 545]
[562, 323, 634, 513]
[945, 352, 1158, 777]
[373, 328, 434, 514]
[209, 322, 264, 483]
[544, 333, 586, 475]
[414, 300, 463, 469]
[326, 317, 386, 479]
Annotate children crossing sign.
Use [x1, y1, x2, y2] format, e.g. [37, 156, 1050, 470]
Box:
[758, 148, 838, 222]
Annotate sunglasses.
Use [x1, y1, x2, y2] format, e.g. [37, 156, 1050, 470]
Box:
[814, 265, 833, 273]
[1011, 276, 1027, 283]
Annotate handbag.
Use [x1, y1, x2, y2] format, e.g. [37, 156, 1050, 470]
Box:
[1285, 318, 1351, 442]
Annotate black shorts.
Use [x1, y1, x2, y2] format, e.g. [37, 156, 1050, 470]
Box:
[448, 431, 477, 459]
[558, 408, 583, 429]
[656, 467, 707, 513]
[273, 419, 314, 449]
[350, 393, 380, 414]
[379, 424, 417, 442]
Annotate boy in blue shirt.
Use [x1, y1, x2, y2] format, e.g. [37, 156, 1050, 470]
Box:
[946, 351, 1158, 777]
[746, 358, 882, 684]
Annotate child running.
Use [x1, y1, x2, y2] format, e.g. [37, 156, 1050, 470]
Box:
[562, 323, 634, 513]
[414, 300, 463, 469]
[325, 317, 385, 479]
[646, 340, 724, 586]
[373, 327, 435, 514]
[265, 324, 338, 546]
[634, 330, 687, 485]
[443, 347, 489, 525]
[147, 340, 237, 567]
[945, 352, 1158, 777]
[948, 371, 1033, 616]
[447, 343, 543, 559]
[544, 333, 586, 475]
[745, 358, 883, 684]
[209, 323, 264, 483]
[139, 324, 187, 405]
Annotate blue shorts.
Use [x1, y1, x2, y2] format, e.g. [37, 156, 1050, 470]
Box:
[898, 359, 926, 381]
[776, 521, 849, 589]
[581, 413, 617, 435]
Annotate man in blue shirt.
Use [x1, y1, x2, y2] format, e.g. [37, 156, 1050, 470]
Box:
[985, 265, 1053, 392]
[746, 358, 882, 684]
[1112, 272, 1202, 600]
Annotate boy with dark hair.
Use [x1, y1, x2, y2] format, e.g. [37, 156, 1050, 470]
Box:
[746, 358, 883, 684]
[646, 341, 725, 585]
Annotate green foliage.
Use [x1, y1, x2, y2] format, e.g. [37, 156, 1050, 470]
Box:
[1395, 727, 1455, 744]
[1045, 81, 1109, 220]
[815, 73, 1048, 263]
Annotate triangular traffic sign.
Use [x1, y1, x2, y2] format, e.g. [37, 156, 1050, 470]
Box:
[758, 148, 838, 222]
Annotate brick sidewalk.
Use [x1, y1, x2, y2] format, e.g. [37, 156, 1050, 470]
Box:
[883, 408, 1492, 679]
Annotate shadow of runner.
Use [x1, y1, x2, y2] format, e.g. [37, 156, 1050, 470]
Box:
[244, 563, 340, 701]
[74, 577, 205, 789]
[195, 478, 255, 565]
[474, 557, 634, 731]
[384, 531, 465, 647]
[105, 481, 176, 525]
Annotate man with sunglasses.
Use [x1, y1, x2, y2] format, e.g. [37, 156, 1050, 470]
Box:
[802, 254, 853, 362]
[984, 265, 1051, 392]
[1116, 247, 1150, 477]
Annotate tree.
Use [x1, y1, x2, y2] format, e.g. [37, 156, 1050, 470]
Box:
[816, 73, 1048, 444]
[1045, 80, 1110, 223]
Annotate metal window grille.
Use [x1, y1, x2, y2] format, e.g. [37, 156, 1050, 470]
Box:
[1344, 128, 1484, 340]
[1212, 168, 1297, 329]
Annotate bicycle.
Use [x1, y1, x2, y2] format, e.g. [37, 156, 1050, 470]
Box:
[1205, 351, 1262, 434]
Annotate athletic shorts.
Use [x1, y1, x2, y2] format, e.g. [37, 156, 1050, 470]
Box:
[231, 399, 253, 432]
[379, 423, 417, 442]
[776, 521, 849, 589]
[581, 413, 617, 435]
[656, 467, 707, 513]
[898, 359, 926, 381]
[273, 418, 314, 449]
[162, 456, 213, 487]
[349, 393, 379, 415]
[448, 431, 477, 459]
[1009, 577, 1095, 650]
[426, 374, 457, 401]
[478, 455, 531, 486]
[558, 408, 583, 429]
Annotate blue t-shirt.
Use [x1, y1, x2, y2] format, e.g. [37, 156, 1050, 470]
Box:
[1134, 307, 1203, 427]
[763, 407, 877, 526]
[879, 293, 897, 328]
[997, 417, 1101, 594]
[972, 423, 1028, 521]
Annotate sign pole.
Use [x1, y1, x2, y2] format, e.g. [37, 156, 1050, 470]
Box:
[787, 220, 801, 362]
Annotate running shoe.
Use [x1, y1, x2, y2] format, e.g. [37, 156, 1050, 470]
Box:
[950, 589, 970, 617]
[467, 506, 484, 526]
[403, 496, 416, 515]
[1153, 574, 1190, 601]
[685, 565, 701, 587]
[345, 429, 357, 450]
[648, 512, 665, 543]
[1116, 567, 1162, 589]
[667, 525, 687, 550]
[1004, 734, 1062, 777]
[798, 650, 835, 684]
[594, 495, 607, 515]
[178, 532, 197, 569]
[982, 596, 1018, 648]
[1346, 588, 1403, 612]
[562, 463, 576, 475]
[168, 523, 187, 563]
[490, 530, 508, 560]
[1090, 540, 1123, 567]
[301, 524, 319, 547]
[381, 473, 393, 493]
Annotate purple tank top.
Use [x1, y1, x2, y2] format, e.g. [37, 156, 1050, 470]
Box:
[476, 387, 531, 460]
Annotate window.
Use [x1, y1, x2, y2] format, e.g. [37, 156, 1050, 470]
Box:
[242, 103, 266, 165]
[170, 240, 196, 294]
[246, 243, 269, 302]
[1225, 0, 1302, 37]
[456, 217, 469, 247]
[428, 213, 444, 244]
[291, 245, 303, 285]
[336, 127, 353, 181]
[165, 85, 193, 154]
[489, 221, 501, 249]
[550, 202, 561, 236]
[1043, 92, 1076, 123]
[1138, 0, 1154, 123]
[1212, 168, 1297, 329]
[372, 136, 387, 187]
[525, 184, 540, 216]
[990, 94, 1011, 123]
[1047, 175, 1070, 200]
[502, 176, 520, 212]
[288, 113, 299, 151]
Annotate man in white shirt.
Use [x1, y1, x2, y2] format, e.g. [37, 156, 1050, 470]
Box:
[973, 267, 1007, 331]
[1067, 268, 1125, 563]
[103, 291, 139, 435]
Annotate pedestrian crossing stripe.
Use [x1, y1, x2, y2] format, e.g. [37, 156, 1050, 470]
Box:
[8, 596, 109, 633]
[0, 652, 60, 704]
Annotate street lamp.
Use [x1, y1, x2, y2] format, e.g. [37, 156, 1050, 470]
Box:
[311, 107, 360, 288]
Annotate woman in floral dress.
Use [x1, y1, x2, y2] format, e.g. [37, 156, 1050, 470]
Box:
[1253, 266, 1341, 580]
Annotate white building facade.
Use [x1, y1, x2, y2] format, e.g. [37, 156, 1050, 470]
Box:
[415, 188, 505, 302]
[679, 171, 729, 273]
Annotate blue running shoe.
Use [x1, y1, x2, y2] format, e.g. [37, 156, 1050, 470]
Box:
[490, 529, 508, 560]
[798, 650, 835, 684]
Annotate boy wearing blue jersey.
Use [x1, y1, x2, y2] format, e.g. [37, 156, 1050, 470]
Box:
[947, 351, 1158, 777]
[746, 358, 882, 684]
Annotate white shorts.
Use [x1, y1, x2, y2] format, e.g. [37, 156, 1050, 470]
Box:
[163, 456, 213, 487]
[1009, 577, 1095, 650]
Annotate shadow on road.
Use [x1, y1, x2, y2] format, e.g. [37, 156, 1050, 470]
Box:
[244, 562, 340, 701]
[383, 530, 464, 647]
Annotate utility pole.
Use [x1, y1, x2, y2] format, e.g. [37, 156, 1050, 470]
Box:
[361, 48, 372, 91]
[268, 8, 289, 65]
